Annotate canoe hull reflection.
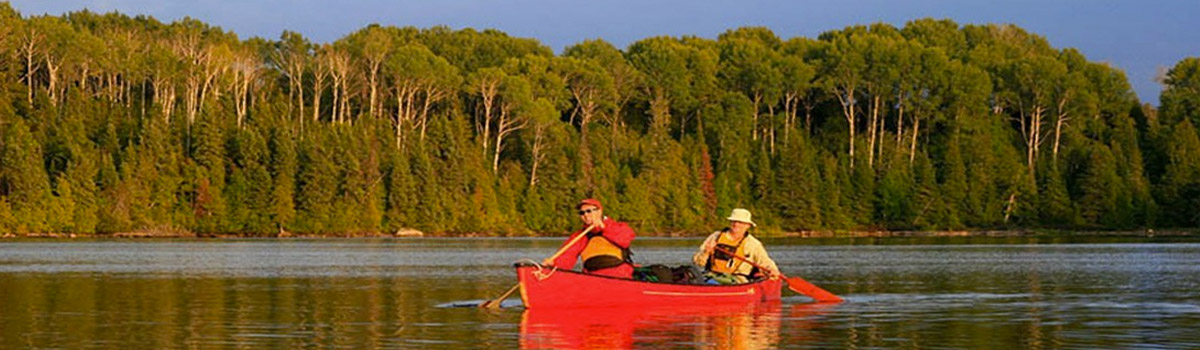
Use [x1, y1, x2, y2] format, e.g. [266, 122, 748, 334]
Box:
[520, 300, 838, 349]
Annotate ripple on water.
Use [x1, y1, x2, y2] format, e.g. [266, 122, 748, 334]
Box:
[3, 240, 1200, 349]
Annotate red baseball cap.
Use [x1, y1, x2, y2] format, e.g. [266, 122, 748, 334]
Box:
[576, 198, 603, 210]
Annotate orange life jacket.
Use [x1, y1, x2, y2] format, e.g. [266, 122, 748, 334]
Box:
[581, 234, 629, 271]
[706, 230, 749, 275]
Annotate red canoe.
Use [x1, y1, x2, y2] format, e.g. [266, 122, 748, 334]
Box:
[516, 263, 782, 309]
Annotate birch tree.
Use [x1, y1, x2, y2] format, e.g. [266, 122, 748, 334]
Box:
[1001, 56, 1066, 177]
[820, 32, 867, 166]
[469, 67, 505, 154]
[563, 39, 643, 144]
[492, 75, 532, 172]
[383, 44, 460, 146]
[718, 28, 781, 146]
[271, 31, 312, 125]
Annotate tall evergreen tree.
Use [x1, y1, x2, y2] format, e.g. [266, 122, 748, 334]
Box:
[939, 135, 968, 229]
[911, 153, 947, 229]
[225, 127, 274, 233]
[771, 135, 821, 230]
[1160, 58, 1200, 126]
[383, 150, 415, 232]
[268, 126, 298, 231]
[1158, 120, 1200, 227]
[1037, 161, 1077, 227]
[876, 161, 916, 228]
[189, 113, 228, 232]
[59, 145, 100, 233]
[1076, 144, 1120, 227]
[0, 119, 51, 233]
[295, 132, 338, 233]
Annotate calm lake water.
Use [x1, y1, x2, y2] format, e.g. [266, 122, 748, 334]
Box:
[2, 237, 1199, 349]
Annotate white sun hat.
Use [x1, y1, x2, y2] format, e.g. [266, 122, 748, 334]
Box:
[726, 208, 756, 227]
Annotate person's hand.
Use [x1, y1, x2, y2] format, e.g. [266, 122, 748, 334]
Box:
[767, 269, 781, 280]
[541, 258, 554, 266]
[703, 240, 716, 254]
[594, 220, 606, 230]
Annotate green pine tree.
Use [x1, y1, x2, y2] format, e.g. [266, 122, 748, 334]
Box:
[1077, 144, 1120, 227]
[61, 145, 100, 233]
[1037, 161, 1078, 227]
[268, 126, 298, 232]
[911, 153, 947, 230]
[337, 125, 383, 234]
[189, 114, 228, 232]
[876, 161, 916, 229]
[0, 119, 51, 233]
[939, 136, 968, 229]
[1158, 119, 1200, 227]
[296, 131, 338, 233]
[384, 150, 416, 232]
[226, 128, 274, 233]
[771, 135, 822, 230]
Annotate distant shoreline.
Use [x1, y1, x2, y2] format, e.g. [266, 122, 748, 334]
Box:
[3, 229, 1196, 239]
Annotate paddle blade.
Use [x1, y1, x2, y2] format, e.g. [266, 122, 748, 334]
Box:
[784, 275, 844, 303]
[480, 284, 521, 309]
[479, 299, 502, 309]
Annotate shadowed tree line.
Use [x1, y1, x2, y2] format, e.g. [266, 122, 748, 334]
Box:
[0, 4, 1198, 236]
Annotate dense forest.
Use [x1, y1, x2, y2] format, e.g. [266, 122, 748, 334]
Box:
[0, 4, 1198, 236]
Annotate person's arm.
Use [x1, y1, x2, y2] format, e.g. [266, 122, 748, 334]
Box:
[601, 220, 635, 248]
[544, 229, 588, 269]
[693, 233, 717, 267]
[746, 239, 780, 278]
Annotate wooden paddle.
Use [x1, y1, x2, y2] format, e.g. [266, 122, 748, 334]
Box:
[713, 246, 843, 303]
[480, 224, 598, 309]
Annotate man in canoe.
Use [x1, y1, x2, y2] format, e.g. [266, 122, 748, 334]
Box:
[693, 208, 780, 284]
[542, 198, 637, 279]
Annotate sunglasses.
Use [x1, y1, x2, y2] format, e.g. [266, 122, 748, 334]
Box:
[578, 208, 599, 216]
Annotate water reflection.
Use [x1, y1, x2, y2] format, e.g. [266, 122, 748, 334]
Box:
[2, 240, 1200, 349]
[520, 301, 836, 350]
[0, 274, 512, 349]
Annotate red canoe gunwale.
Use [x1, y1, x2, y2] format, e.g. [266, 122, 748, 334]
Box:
[516, 263, 782, 309]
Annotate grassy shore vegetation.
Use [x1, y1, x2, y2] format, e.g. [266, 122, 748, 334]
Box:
[0, 4, 1198, 236]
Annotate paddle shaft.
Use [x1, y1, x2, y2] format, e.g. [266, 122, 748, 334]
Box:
[481, 224, 598, 308]
[543, 224, 597, 264]
[713, 246, 843, 303]
[487, 284, 520, 307]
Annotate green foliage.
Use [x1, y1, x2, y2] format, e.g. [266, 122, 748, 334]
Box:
[876, 161, 916, 228]
[225, 128, 274, 233]
[1157, 120, 1200, 227]
[1, 119, 51, 233]
[189, 113, 227, 232]
[295, 132, 338, 233]
[0, 11, 1189, 236]
[1077, 144, 1120, 226]
[268, 126, 297, 231]
[1037, 162, 1078, 227]
[334, 126, 384, 233]
[60, 144, 100, 233]
[1160, 58, 1200, 126]
[383, 151, 414, 231]
[911, 153, 948, 229]
[939, 135, 968, 229]
[771, 135, 821, 230]
[708, 93, 754, 214]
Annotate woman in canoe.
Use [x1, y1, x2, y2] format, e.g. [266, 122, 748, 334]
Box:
[542, 198, 637, 279]
[693, 208, 780, 284]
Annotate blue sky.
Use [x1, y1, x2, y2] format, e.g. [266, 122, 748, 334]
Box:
[9, 0, 1198, 105]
